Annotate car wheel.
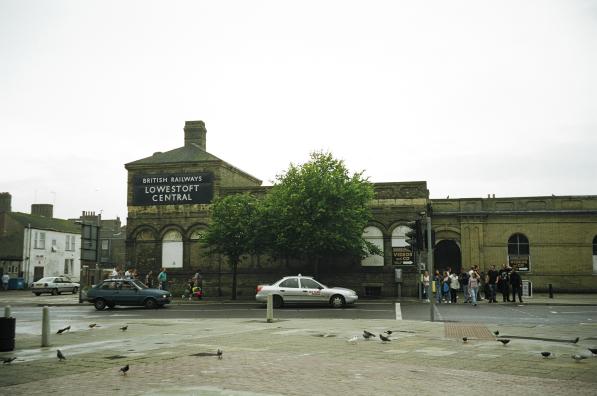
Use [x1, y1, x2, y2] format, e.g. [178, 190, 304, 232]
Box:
[107, 302, 115, 309]
[34, 293, 41, 296]
[94, 299, 107, 310]
[144, 298, 158, 309]
[51, 288, 58, 296]
[273, 295, 283, 308]
[72, 287, 78, 294]
[330, 295, 346, 308]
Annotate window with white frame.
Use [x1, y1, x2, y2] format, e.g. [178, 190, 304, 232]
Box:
[34, 231, 46, 249]
[65, 235, 76, 251]
[64, 258, 73, 275]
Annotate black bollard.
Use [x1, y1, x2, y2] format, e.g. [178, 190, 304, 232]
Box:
[548, 283, 553, 298]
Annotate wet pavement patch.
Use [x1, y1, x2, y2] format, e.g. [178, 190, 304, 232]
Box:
[190, 352, 218, 357]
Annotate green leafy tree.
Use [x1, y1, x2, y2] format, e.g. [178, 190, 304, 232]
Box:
[263, 151, 380, 275]
[199, 193, 260, 300]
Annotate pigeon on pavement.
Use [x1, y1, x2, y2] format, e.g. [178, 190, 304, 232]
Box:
[572, 354, 587, 362]
[498, 339, 510, 346]
[541, 352, 551, 358]
[119, 364, 129, 375]
[2, 357, 16, 364]
[385, 330, 393, 335]
[89, 323, 97, 328]
[462, 337, 468, 343]
[217, 348, 223, 359]
[120, 325, 128, 331]
[56, 325, 71, 334]
[379, 334, 391, 342]
[57, 350, 66, 361]
[572, 337, 580, 344]
[493, 330, 499, 336]
[363, 330, 376, 339]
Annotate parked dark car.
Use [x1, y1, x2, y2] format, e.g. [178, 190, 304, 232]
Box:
[86, 278, 171, 310]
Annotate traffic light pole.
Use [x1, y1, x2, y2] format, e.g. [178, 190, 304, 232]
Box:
[426, 214, 435, 322]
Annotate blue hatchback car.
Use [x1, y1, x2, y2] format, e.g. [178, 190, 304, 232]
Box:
[86, 278, 172, 310]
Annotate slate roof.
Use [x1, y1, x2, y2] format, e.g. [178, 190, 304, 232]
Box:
[6, 212, 80, 233]
[125, 143, 223, 166]
[125, 143, 262, 183]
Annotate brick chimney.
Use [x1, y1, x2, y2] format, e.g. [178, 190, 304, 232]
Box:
[184, 120, 207, 150]
[0, 192, 11, 213]
[31, 204, 53, 218]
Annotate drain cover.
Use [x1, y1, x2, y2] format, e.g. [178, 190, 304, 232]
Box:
[444, 322, 494, 340]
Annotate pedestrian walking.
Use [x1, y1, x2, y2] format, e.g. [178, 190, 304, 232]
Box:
[459, 269, 470, 303]
[158, 268, 168, 290]
[498, 264, 511, 302]
[1, 273, 9, 291]
[469, 271, 480, 306]
[145, 270, 155, 288]
[487, 265, 499, 303]
[442, 271, 451, 303]
[433, 271, 442, 304]
[510, 267, 523, 303]
[449, 271, 460, 303]
[422, 271, 430, 302]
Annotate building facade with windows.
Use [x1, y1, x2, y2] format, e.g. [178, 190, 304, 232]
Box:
[0, 194, 81, 283]
[124, 121, 597, 298]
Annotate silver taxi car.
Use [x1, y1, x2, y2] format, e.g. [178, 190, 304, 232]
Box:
[255, 275, 358, 308]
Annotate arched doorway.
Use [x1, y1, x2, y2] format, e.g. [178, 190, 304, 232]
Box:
[434, 240, 461, 274]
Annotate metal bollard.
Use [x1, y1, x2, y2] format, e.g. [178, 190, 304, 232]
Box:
[4, 306, 11, 318]
[41, 306, 50, 347]
[266, 294, 274, 323]
[548, 284, 554, 299]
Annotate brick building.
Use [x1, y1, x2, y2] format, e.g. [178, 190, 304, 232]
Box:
[124, 121, 597, 298]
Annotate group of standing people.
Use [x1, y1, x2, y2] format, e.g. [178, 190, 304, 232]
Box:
[421, 264, 524, 306]
[109, 266, 170, 290]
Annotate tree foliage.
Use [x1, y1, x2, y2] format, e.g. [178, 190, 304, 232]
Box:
[262, 151, 380, 271]
[199, 193, 260, 299]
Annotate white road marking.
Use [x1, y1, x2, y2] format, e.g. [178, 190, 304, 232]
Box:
[395, 303, 402, 320]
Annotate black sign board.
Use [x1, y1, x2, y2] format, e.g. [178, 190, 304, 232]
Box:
[392, 246, 413, 265]
[132, 173, 214, 205]
[508, 255, 530, 272]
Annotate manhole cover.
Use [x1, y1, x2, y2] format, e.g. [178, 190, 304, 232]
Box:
[444, 322, 494, 340]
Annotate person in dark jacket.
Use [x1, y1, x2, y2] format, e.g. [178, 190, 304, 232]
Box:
[498, 264, 511, 302]
[509, 267, 523, 303]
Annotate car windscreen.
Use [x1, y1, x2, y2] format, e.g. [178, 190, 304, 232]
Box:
[132, 279, 148, 289]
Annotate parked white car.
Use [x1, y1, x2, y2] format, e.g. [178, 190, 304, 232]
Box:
[255, 275, 358, 308]
[31, 276, 80, 296]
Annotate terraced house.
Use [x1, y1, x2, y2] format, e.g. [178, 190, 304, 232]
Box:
[124, 121, 597, 298]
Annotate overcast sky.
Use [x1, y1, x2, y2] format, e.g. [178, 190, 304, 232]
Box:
[1, 0, 596, 222]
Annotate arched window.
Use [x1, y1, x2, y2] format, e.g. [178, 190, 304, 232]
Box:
[508, 233, 529, 255]
[361, 226, 384, 266]
[162, 230, 183, 268]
